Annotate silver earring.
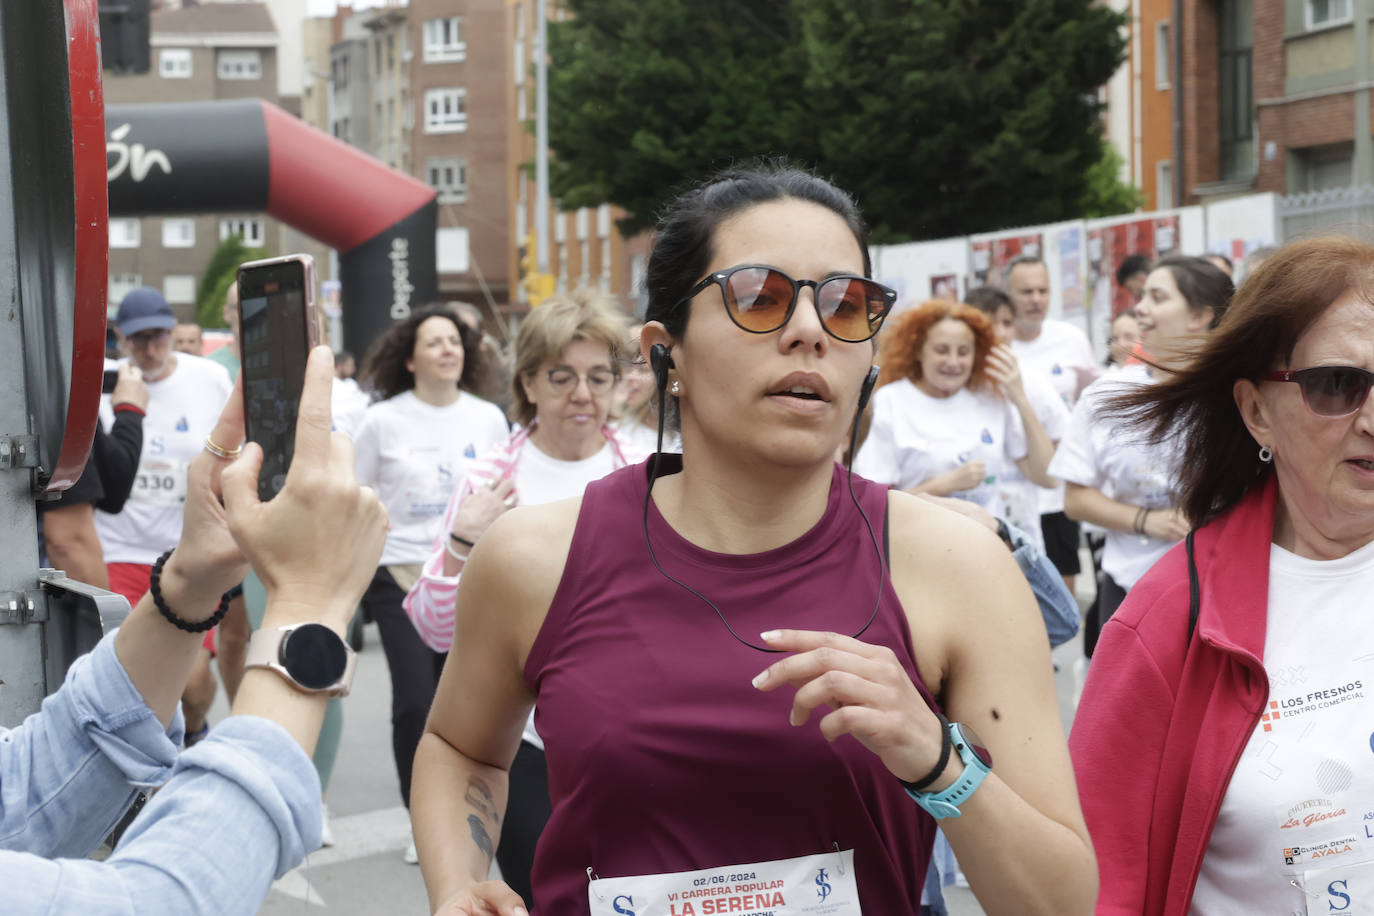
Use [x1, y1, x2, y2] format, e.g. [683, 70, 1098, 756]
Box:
[670, 381, 681, 395]
[1259, 444, 1273, 463]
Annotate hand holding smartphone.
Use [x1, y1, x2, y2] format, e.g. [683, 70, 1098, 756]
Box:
[237, 254, 320, 501]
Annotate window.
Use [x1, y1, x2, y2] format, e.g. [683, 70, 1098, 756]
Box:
[164, 275, 196, 305]
[217, 50, 262, 81]
[109, 218, 140, 248]
[1155, 21, 1171, 90]
[597, 204, 611, 238]
[108, 273, 142, 312]
[554, 212, 566, 244]
[518, 84, 527, 121]
[437, 227, 470, 274]
[1156, 160, 1174, 210]
[159, 48, 192, 78]
[161, 218, 195, 249]
[1218, 0, 1254, 181]
[1306, 0, 1353, 30]
[557, 241, 568, 292]
[219, 217, 265, 247]
[387, 33, 395, 70]
[1299, 142, 1355, 191]
[600, 237, 612, 293]
[424, 88, 467, 133]
[424, 17, 466, 62]
[581, 238, 590, 281]
[426, 157, 469, 203]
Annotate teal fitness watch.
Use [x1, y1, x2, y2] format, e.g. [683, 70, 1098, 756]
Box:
[901, 715, 994, 819]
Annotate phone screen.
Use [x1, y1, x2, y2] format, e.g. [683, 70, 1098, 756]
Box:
[239, 260, 312, 500]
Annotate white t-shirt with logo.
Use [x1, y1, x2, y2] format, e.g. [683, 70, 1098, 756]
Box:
[1190, 537, 1374, 916]
[1047, 363, 1180, 589]
[513, 439, 618, 508]
[995, 371, 1072, 550]
[94, 354, 234, 565]
[854, 379, 1027, 518]
[352, 391, 509, 565]
[1011, 319, 1098, 514]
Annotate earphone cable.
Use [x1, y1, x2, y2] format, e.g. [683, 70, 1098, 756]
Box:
[642, 373, 885, 654]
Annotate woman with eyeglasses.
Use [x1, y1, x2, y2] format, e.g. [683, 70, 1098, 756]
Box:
[852, 300, 1060, 533]
[1049, 256, 1232, 648]
[409, 165, 1096, 915]
[1070, 238, 1374, 913]
[403, 291, 646, 908]
[351, 305, 509, 860]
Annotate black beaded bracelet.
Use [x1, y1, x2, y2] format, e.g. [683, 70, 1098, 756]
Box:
[900, 713, 954, 794]
[449, 533, 475, 549]
[148, 549, 231, 634]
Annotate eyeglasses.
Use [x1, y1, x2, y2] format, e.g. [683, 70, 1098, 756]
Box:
[545, 367, 618, 396]
[679, 264, 896, 343]
[1265, 366, 1374, 417]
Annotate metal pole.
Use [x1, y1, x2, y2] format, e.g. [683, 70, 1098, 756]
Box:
[534, 0, 550, 275]
[1355, 0, 1373, 186]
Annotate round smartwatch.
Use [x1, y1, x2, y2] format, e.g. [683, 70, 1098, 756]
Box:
[903, 719, 994, 819]
[245, 623, 356, 697]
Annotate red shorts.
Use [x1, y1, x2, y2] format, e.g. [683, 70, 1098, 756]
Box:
[107, 562, 217, 654]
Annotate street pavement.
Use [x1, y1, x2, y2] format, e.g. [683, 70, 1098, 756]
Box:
[223, 563, 1095, 915]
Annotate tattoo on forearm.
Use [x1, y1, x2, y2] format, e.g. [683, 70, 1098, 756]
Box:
[464, 776, 501, 825]
[468, 814, 494, 864]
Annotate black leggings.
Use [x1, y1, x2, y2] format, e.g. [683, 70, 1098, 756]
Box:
[362, 567, 446, 808]
[1085, 571, 1128, 658]
[498, 740, 553, 908]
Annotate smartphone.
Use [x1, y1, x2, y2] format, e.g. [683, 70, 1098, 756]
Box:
[101, 367, 119, 394]
[237, 254, 320, 501]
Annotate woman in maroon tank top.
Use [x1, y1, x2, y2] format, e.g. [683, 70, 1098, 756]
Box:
[410, 165, 1097, 915]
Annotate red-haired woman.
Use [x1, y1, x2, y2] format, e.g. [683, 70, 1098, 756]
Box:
[854, 301, 1058, 516]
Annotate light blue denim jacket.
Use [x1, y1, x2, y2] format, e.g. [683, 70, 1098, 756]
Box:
[1, 631, 321, 914]
[1003, 519, 1081, 648]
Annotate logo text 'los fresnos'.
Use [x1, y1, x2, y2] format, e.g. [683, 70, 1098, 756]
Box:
[390, 237, 413, 320]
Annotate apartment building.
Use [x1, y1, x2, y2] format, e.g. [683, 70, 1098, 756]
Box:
[1104, 0, 1374, 208]
[324, 1, 644, 319]
[104, 2, 285, 319]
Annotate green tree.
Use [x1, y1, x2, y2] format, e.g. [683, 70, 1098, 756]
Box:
[195, 233, 266, 329]
[547, 0, 1131, 241]
[1078, 137, 1143, 217]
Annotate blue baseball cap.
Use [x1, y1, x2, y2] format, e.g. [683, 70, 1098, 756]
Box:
[115, 287, 176, 337]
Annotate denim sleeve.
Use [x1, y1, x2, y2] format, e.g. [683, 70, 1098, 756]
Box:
[0, 630, 183, 859]
[0, 716, 320, 915]
[1006, 520, 1082, 648]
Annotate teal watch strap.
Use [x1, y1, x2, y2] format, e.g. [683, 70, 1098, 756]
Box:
[903, 720, 993, 819]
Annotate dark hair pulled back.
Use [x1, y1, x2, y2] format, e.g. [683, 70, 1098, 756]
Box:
[1152, 255, 1235, 329]
[644, 162, 873, 340]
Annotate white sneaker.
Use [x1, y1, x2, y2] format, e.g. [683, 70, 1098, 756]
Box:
[404, 834, 419, 865]
[319, 803, 335, 848]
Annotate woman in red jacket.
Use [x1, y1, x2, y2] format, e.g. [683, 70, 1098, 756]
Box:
[1072, 236, 1374, 914]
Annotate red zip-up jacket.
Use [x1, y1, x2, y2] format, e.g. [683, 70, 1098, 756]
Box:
[1070, 474, 1276, 914]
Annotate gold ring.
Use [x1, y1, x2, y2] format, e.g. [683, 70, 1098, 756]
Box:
[203, 436, 243, 460]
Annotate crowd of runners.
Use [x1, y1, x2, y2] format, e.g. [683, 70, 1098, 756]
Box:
[5, 162, 1374, 916]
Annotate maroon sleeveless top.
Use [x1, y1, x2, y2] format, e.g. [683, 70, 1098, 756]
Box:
[524, 457, 940, 913]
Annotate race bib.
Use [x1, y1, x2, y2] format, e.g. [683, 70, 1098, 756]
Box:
[587, 849, 861, 916]
[131, 458, 188, 507]
[1305, 858, 1374, 914]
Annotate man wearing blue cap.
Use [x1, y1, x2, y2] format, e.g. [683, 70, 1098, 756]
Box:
[95, 287, 235, 745]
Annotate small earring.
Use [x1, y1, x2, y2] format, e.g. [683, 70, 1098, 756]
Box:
[1259, 444, 1273, 463]
[669, 381, 681, 395]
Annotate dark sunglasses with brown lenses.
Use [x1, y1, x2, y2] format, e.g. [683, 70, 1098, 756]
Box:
[678, 264, 897, 343]
[1265, 366, 1374, 417]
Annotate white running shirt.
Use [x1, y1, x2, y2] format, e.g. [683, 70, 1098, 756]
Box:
[1190, 537, 1374, 916]
[352, 390, 510, 565]
[94, 354, 234, 565]
[854, 378, 1027, 518]
[1047, 363, 1180, 589]
[1011, 319, 1097, 514]
[995, 371, 1071, 550]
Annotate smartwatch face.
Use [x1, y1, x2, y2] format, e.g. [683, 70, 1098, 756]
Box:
[279, 623, 348, 690]
[957, 723, 994, 768]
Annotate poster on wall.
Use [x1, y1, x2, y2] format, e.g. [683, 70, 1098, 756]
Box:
[931, 274, 959, 300]
[970, 234, 1043, 289]
[1085, 214, 1181, 318]
[1056, 226, 1085, 322]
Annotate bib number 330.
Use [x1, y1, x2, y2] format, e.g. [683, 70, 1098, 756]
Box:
[132, 459, 187, 507]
